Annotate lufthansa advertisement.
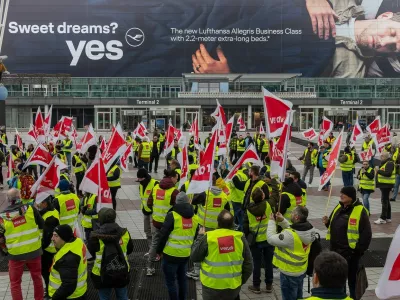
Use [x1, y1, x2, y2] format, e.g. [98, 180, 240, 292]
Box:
[2, 0, 400, 77]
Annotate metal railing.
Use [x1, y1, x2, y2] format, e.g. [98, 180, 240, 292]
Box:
[178, 91, 317, 98]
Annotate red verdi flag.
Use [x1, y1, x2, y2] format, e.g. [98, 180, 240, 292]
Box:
[44, 105, 52, 136]
[34, 107, 45, 143]
[259, 122, 266, 135]
[263, 87, 293, 138]
[187, 121, 219, 195]
[271, 111, 291, 182]
[99, 138, 107, 153]
[28, 124, 38, 143]
[225, 145, 262, 181]
[15, 129, 23, 151]
[77, 123, 96, 154]
[360, 146, 373, 162]
[23, 144, 53, 169]
[367, 116, 381, 136]
[318, 117, 334, 146]
[237, 114, 246, 132]
[376, 225, 400, 299]
[350, 118, 364, 147]
[177, 137, 189, 189]
[102, 123, 126, 171]
[318, 128, 344, 191]
[6, 154, 15, 181]
[302, 128, 317, 141]
[163, 120, 176, 156]
[211, 99, 227, 126]
[119, 143, 132, 172]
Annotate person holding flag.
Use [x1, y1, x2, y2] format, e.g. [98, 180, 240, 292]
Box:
[362, 135, 376, 168]
[322, 186, 371, 299]
[166, 140, 181, 168]
[326, 132, 336, 145]
[203, 133, 212, 148]
[339, 146, 355, 187]
[390, 143, 400, 202]
[61, 134, 73, 172]
[106, 159, 122, 210]
[357, 160, 375, 213]
[188, 136, 198, 164]
[316, 144, 330, 191]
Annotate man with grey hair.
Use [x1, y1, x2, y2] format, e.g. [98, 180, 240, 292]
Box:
[374, 151, 395, 224]
[267, 206, 316, 300]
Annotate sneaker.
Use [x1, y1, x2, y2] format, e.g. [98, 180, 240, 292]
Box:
[248, 286, 261, 294]
[374, 218, 387, 224]
[146, 268, 155, 276]
[390, 198, 396, 202]
[186, 270, 199, 280]
[387, 219, 392, 223]
[265, 283, 273, 293]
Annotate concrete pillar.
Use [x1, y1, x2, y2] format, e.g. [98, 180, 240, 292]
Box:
[314, 108, 319, 129]
[247, 105, 252, 129]
[199, 108, 203, 131]
[381, 108, 386, 124]
[94, 107, 98, 130]
[180, 107, 185, 128]
[112, 107, 117, 127]
[44, 105, 49, 115]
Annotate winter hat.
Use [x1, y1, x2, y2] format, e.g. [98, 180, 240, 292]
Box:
[58, 179, 70, 192]
[54, 224, 74, 242]
[340, 186, 357, 201]
[176, 192, 190, 204]
[98, 208, 117, 225]
[136, 168, 148, 181]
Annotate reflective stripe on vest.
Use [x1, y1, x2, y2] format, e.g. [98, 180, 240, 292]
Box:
[4, 206, 41, 256]
[92, 231, 131, 276]
[56, 193, 80, 229]
[359, 167, 375, 191]
[200, 229, 244, 290]
[377, 161, 396, 185]
[141, 142, 151, 159]
[305, 297, 352, 300]
[326, 205, 365, 249]
[262, 139, 269, 153]
[107, 165, 121, 187]
[62, 140, 72, 152]
[273, 229, 310, 274]
[197, 191, 228, 229]
[81, 194, 98, 229]
[244, 179, 266, 203]
[152, 186, 175, 223]
[340, 154, 354, 172]
[237, 140, 245, 152]
[73, 155, 86, 174]
[42, 209, 60, 253]
[163, 211, 198, 257]
[247, 202, 272, 243]
[49, 238, 87, 298]
[140, 179, 157, 213]
[229, 171, 248, 204]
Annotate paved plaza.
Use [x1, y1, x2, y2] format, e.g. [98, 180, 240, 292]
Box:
[0, 131, 399, 299]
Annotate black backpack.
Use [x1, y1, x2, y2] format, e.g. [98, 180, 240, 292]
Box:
[100, 239, 130, 288]
[306, 232, 322, 276]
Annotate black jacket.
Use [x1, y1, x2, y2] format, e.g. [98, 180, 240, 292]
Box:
[51, 238, 83, 300]
[376, 158, 395, 189]
[278, 178, 303, 215]
[156, 202, 195, 263]
[139, 176, 159, 216]
[39, 205, 60, 252]
[310, 287, 349, 299]
[87, 223, 134, 289]
[325, 199, 372, 259]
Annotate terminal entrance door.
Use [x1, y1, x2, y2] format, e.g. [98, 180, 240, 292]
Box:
[300, 110, 314, 131]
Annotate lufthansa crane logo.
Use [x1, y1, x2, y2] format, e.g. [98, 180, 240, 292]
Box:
[125, 28, 145, 47]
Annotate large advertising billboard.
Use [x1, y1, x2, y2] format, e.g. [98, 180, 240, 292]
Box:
[2, 0, 400, 77]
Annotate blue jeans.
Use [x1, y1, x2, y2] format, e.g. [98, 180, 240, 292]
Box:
[98, 287, 128, 300]
[392, 174, 400, 200]
[342, 171, 353, 187]
[232, 202, 244, 231]
[280, 273, 305, 300]
[250, 242, 273, 287]
[362, 192, 371, 213]
[162, 258, 188, 300]
[318, 168, 330, 188]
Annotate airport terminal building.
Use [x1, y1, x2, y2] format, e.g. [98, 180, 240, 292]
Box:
[3, 74, 400, 132]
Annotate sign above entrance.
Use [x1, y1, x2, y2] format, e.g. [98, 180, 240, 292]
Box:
[331, 99, 372, 106]
[128, 99, 170, 105]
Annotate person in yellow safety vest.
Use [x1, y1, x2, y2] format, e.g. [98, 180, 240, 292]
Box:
[72, 152, 87, 197]
[305, 251, 352, 300]
[236, 135, 246, 159]
[316, 144, 330, 191]
[156, 192, 198, 300]
[81, 193, 98, 242]
[260, 156, 271, 176]
[188, 155, 199, 180]
[214, 143, 220, 168]
[87, 208, 133, 298]
[61, 135, 73, 172]
[188, 136, 198, 163]
[243, 165, 270, 209]
[55, 145, 67, 164]
[2, 188, 44, 300]
[339, 146, 355, 187]
[126, 132, 133, 143]
[26, 143, 39, 179]
[299, 142, 318, 185]
[149, 135, 161, 173]
[167, 140, 182, 167]
[138, 136, 151, 171]
[326, 132, 336, 145]
[350, 146, 358, 176]
[243, 188, 274, 294]
[357, 161, 375, 214]
[229, 166, 249, 231]
[132, 137, 140, 168]
[258, 134, 270, 161]
[323, 186, 371, 299]
[136, 168, 159, 251]
[10, 145, 24, 162]
[54, 169, 72, 197]
[158, 129, 166, 149]
[362, 135, 376, 168]
[49, 225, 88, 300]
[190, 210, 253, 300]
[0, 128, 8, 155]
[170, 159, 182, 186]
[214, 172, 235, 217]
[267, 206, 316, 300]
[374, 151, 396, 224]
[37, 196, 60, 298]
[54, 179, 80, 230]
[390, 143, 400, 202]
[146, 169, 179, 276]
[107, 161, 122, 210]
[290, 172, 308, 206]
[203, 133, 212, 148]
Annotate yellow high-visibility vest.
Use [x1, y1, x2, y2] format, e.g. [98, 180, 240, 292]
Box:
[139, 179, 157, 213]
[377, 161, 396, 185]
[107, 165, 121, 188]
[197, 190, 228, 229]
[55, 193, 80, 229]
[152, 186, 175, 223]
[41, 210, 60, 253]
[81, 194, 98, 229]
[247, 202, 272, 243]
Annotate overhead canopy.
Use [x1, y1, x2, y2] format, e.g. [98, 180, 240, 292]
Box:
[181, 73, 302, 83]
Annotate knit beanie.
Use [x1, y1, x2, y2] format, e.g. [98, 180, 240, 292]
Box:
[58, 179, 70, 192]
[340, 186, 357, 201]
[176, 192, 189, 205]
[54, 224, 74, 242]
[98, 208, 117, 225]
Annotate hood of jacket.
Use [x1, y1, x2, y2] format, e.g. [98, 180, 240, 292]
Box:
[291, 221, 315, 246]
[210, 186, 222, 196]
[283, 178, 303, 197]
[1, 203, 29, 221]
[139, 175, 152, 187]
[91, 223, 127, 242]
[159, 177, 176, 190]
[247, 200, 267, 217]
[173, 203, 194, 219]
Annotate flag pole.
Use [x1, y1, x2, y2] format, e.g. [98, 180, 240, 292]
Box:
[324, 169, 336, 216]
